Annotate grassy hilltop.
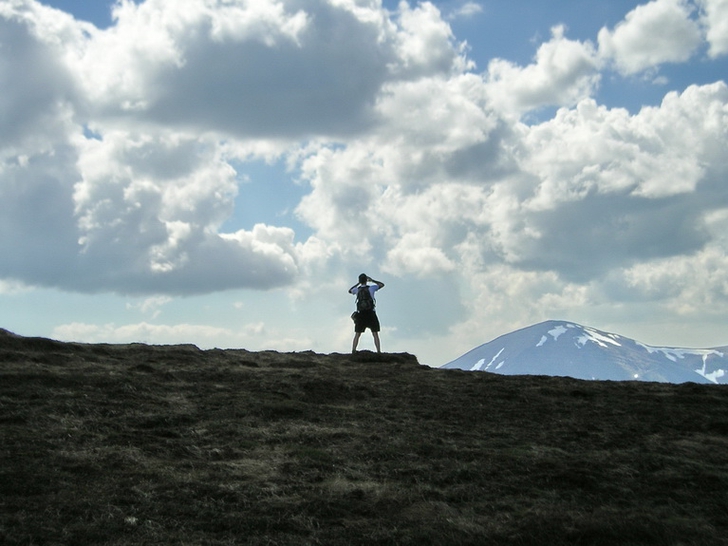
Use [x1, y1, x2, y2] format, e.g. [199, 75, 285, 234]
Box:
[2, 329, 728, 545]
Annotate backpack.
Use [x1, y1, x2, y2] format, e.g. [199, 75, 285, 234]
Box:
[356, 285, 375, 312]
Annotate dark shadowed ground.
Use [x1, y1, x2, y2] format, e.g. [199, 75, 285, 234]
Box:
[2, 328, 728, 545]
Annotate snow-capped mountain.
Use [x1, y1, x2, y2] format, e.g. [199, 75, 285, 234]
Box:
[442, 320, 728, 384]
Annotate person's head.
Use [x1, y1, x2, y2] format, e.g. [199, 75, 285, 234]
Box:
[358, 273, 368, 285]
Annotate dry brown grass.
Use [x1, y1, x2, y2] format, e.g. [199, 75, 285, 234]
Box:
[2, 329, 728, 545]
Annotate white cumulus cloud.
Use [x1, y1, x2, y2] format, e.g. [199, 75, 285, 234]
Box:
[598, 0, 702, 75]
[485, 25, 601, 115]
[698, 0, 728, 58]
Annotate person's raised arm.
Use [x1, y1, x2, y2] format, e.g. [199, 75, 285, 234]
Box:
[368, 277, 384, 289]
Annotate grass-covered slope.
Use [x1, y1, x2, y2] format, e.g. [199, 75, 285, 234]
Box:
[2, 329, 728, 545]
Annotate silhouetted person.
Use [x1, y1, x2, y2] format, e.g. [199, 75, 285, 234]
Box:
[349, 273, 385, 353]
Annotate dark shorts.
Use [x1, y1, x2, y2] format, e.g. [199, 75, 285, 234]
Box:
[353, 310, 380, 333]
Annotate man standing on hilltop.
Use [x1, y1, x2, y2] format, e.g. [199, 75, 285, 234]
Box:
[349, 273, 385, 353]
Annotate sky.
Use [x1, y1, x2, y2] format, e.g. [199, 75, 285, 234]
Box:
[1, 0, 728, 366]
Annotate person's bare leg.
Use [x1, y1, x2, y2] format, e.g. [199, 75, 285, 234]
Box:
[352, 332, 362, 353]
[372, 331, 381, 353]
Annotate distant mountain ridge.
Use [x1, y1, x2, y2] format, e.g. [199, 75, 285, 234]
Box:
[442, 320, 728, 384]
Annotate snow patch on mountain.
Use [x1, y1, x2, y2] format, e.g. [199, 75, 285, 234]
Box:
[470, 348, 505, 372]
[442, 320, 728, 384]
